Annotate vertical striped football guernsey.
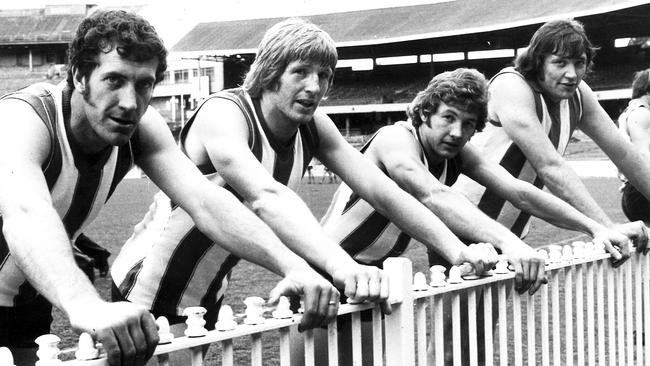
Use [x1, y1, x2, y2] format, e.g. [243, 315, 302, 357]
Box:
[111, 88, 319, 318]
[320, 121, 463, 267]
[0, 82, 137, 307]
[452, 67, 583, 238]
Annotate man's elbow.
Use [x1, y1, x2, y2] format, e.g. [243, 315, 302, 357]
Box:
[417, 186, 455, 211]
[535, 160, 570, 181]
[247, 184, 288, 217]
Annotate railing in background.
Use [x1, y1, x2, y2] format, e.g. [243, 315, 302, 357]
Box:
[2, 242, 649, 365]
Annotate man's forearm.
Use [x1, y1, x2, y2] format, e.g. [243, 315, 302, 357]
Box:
[420, 189, 520, 250]
[4, 209, 103, 313]
[509, 180, 605, 236]
[247, 187, 359, 273]
[365, 184, 468, 264]
[191, 187, 316, 277]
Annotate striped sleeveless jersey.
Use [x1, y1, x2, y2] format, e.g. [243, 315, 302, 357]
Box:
[111, 88, 319, 317]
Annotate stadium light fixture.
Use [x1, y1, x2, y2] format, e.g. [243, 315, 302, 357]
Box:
[615, 38, 631, 48]
[467, 49, 515, 60]
[375, 55, 418, 66]
[336, 58, 374, 71]
[431, 52, 465, 62]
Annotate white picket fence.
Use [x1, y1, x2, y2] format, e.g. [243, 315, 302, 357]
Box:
[3, 242, 650, 365]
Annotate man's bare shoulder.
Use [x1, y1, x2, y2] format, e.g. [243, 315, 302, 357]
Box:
[368, 124, 422, 164]
[372, 124, 414, 145]
[489, 72, 531, 94]
[135, 106, 167, 135]
[0, 96, 53, 158]
[191, 95, 250, 131]
[628, 104, 650, 125]
[488, 73, 538, 121]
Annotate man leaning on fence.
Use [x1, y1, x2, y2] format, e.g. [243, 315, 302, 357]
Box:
[452, 19, 649, 264]
[0, 10, 352, 366]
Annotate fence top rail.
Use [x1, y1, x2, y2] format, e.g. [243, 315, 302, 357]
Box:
[154, 301, 377, 354]
[413, 251, 613, 298]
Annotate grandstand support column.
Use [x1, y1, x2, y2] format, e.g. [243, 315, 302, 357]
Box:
[170, 96, 176, 123]
[29, 48, 33, 72]
[345, 115, 350, 137]
[181, 94, 186, 126]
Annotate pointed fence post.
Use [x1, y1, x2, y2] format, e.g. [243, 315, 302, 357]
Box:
[383, 257, 415, 366]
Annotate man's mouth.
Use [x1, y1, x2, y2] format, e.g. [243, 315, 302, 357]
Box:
[110, 116, 135, 125]
[441, 141, 459, 149]
[296, 99, 316, 109]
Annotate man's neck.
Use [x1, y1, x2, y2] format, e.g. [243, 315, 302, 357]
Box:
[259, 95, 299, 146]
[416, 125, 445, 167]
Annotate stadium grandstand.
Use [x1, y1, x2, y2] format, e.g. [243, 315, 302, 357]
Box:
[171, 0, 650, 138]
[0, 4, 92, 96]
[2, 1, 650, 139]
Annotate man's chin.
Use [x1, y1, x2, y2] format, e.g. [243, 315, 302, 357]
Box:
[439, 149, 461, 159]
[290, 113, 314, 125]
[105, 132, 135, 147]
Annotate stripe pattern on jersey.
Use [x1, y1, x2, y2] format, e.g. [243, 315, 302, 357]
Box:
[112, 88, 320, 317]
[0, 83, 135, 307]
[321, 121, 462, 267]
[453, 67, 582, 237]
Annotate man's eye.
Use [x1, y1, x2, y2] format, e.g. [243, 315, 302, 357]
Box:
[106, 77, 122, 86]
[137, 81, 153, 90]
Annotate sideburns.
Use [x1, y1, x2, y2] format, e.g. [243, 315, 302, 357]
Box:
[81, 80, 96, 107]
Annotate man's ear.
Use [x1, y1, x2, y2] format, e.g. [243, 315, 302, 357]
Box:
[72, 67, 86, 93]
[419, 111, 428, 124]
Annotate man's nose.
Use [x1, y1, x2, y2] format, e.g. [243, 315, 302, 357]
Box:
[118, 85, 137, 111]
[304, 73, 321, 94]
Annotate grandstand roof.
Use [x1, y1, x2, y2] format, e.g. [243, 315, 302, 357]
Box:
[0, 7, 88, 46]
[172, 0, 650, 56]
[0, 4, 152, 47]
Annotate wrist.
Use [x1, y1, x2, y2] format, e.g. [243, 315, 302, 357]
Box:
[440, 244, 465, 266]
[280, 256, 312, 277]
[585, 221, 607, 238]
[496, 239, 522, 255]
[61, 292, 104, 320]
[324, 252, 358, 275]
